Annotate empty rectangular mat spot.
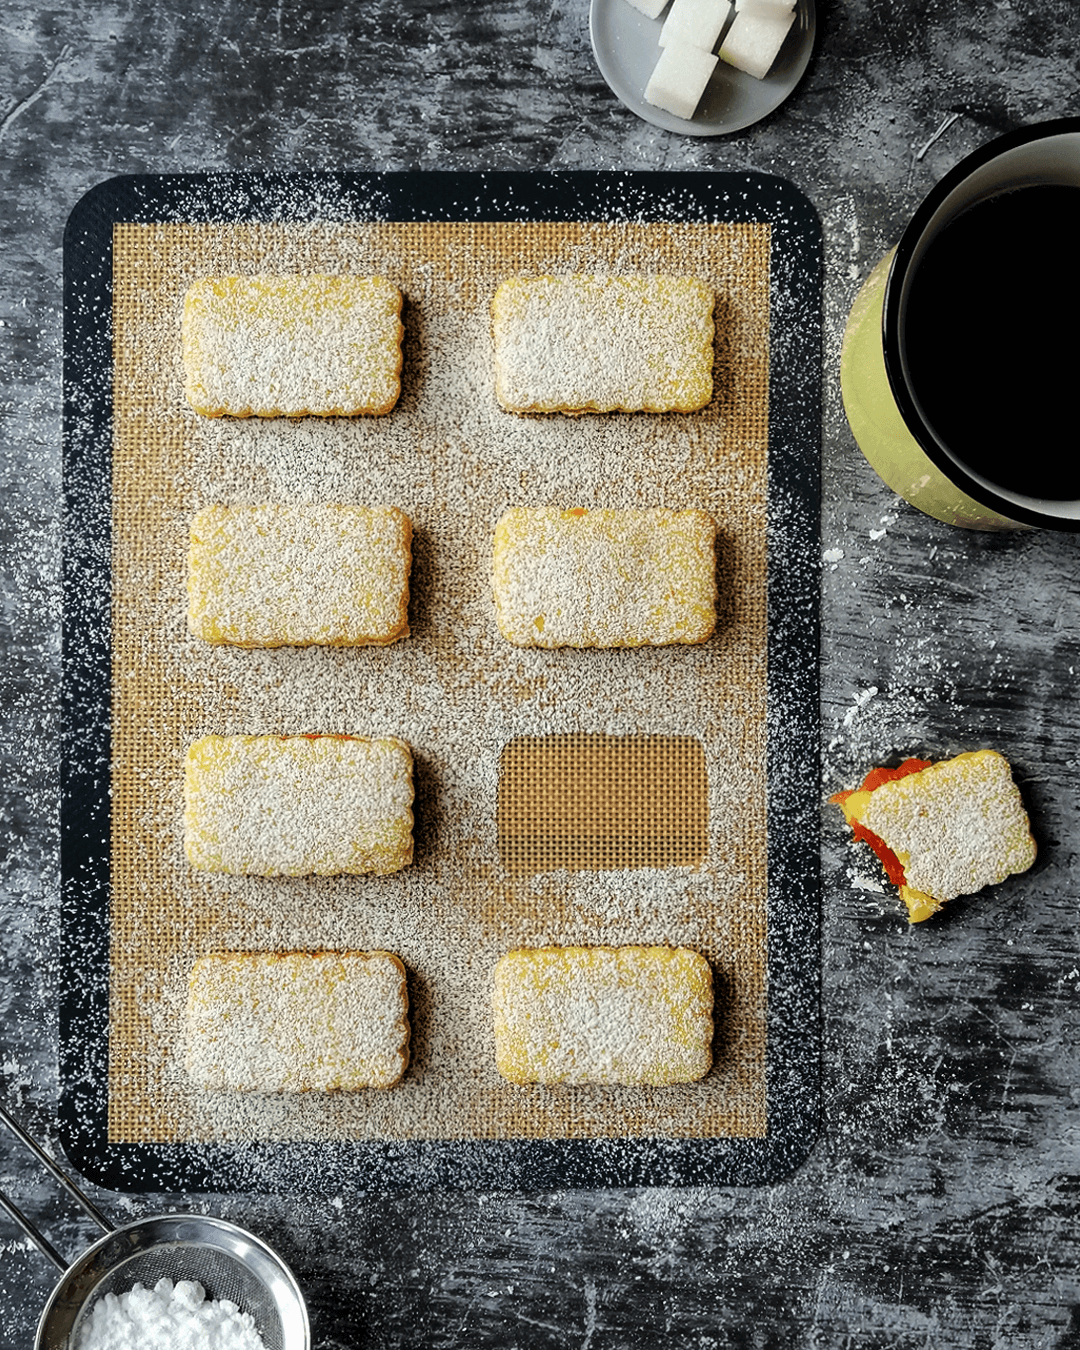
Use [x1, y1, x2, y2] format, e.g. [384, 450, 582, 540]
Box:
[497, 734, 708, 874]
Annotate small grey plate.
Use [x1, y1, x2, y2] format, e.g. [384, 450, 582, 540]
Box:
[589, 0, 816, 137]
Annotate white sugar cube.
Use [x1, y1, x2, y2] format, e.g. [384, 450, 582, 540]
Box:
[644, 39, 718, 119]
[624, 0, 668, 17]
[719, 2, 795, 78]
[659, 0, 734, 49]
[735, 0, 795, 8]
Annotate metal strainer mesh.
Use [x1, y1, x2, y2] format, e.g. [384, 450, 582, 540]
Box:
[39, 1215, 309, 1350]
[77, 1244, 275, 1318]
[0, 1105, 309, 1350]
[66, 1245, 284, 1349]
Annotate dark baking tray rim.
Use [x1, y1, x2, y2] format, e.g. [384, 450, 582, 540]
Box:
[61, 170, 822, 1192]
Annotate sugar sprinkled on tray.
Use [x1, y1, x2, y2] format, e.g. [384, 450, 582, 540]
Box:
[90, 210, 793, 1171]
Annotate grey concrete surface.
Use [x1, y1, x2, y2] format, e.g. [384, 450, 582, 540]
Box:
[3, 1, 1080, 1345]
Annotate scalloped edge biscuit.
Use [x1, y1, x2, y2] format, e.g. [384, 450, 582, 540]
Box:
[184, 950, 410, 1092]
[187, 504, 412, 647]
[835, 749, 1037, 922]
[492, 506, 717, 648]
[183, 734, 414, 876]
[182, 274, 404, 417]
[493, 945, 714, 1085]
[491, 275, 714, 414]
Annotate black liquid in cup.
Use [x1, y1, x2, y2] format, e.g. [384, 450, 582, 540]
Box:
[902, 183, 1080, 501]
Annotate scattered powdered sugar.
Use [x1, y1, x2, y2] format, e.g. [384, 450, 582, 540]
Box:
[75, 1278, 267, 1350]
[96, 215, 780, 1164]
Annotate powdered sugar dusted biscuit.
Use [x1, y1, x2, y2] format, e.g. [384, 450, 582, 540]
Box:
[182, 274, 404, 417]
[187, 504, 412, 647]
[491, 275, 714, 414]
[492, 506, 717, 648]
[833, 749, 1037, 923]
[183, 734, 414, 876]
[493, 945, 714, 1086]
[185, 950, 410, 1091]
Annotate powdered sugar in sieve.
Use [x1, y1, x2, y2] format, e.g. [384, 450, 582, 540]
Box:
[0, 1103, 309, 1350]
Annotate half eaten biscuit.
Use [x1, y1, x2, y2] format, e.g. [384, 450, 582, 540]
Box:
[831, 749, 1036, 923]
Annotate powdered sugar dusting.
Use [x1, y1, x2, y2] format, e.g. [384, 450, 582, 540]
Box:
[187, 504, 411, 647]
[491, 274, 714, 413]
[492, 946, 714, 1086]
[491, 506, 717, 647]
[185, 951, 410, 1091]
[858, 750, 1037, 903]
[181, 274, 404, 418]
[106, 217, 771, 1151]
[63, 170, 825, 1188]
[75, 1278, 267, 1350]
[182, 735, 415, 876]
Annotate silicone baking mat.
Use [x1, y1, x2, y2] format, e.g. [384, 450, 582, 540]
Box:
[62, 172, 821, 1190]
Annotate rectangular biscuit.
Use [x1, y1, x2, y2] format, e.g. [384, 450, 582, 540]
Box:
[187, 504, 412, 647]
[492, 945, 714, 1086]
[182, 274, 404, 417]
[183, 734, 414, 876]
[492, 506, 717, 648]
[491, 275, 714, 414]
[184, 950, 410, 1091]
[836, 749, 1037, 922]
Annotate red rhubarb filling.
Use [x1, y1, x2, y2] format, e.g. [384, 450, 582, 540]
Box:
[830, 758, 932, 886]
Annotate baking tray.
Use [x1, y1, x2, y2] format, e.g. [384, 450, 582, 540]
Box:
[62, 171, 821, 1190]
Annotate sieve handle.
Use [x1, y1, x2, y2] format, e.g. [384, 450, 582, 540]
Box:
[0, 1102, 113, 1236]
[0, 1185, 69, 1273]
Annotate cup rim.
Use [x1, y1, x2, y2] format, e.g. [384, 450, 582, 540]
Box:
[882, 116, 1080, 530]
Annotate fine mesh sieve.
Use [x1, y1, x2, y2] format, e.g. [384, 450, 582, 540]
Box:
[0, 1103, 310, 1350]
[36, 1212, 310, 1350]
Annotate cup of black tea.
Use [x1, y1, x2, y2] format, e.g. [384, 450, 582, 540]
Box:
[841, 118, 1080, 530]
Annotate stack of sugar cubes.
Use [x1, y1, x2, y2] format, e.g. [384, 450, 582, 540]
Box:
[629, 0, 797, 121]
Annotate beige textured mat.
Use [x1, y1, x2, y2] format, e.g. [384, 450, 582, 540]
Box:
[109, 219, 770, 1145]
[497, 733, 711, 875]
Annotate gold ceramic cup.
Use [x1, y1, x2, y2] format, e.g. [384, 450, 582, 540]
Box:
[841, 118, 1080, 530]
